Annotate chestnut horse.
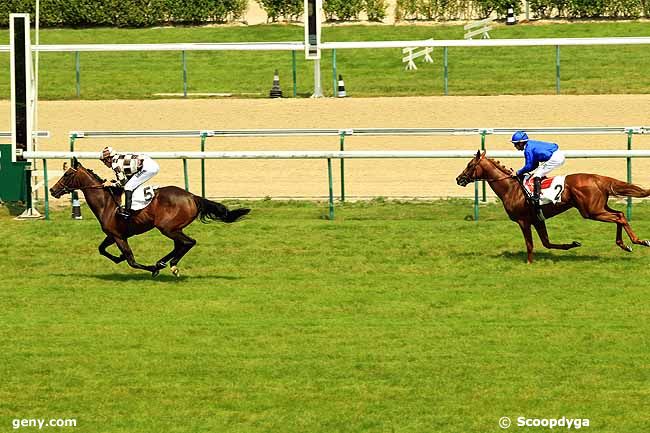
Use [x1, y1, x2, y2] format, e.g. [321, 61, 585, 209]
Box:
[50, 158, 250, 277]
[456, 151, 650, 263]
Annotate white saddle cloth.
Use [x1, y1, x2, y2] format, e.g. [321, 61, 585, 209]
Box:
[523, 175, 566, 205]
[131, 185, 158, 211]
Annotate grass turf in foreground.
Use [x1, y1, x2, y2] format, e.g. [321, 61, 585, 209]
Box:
[0, 199, 649, 432]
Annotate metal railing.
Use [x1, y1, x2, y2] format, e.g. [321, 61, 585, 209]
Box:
[67, 126, 650, 207]
[23, 147, 650, 221]
[3, 36, 650, 97]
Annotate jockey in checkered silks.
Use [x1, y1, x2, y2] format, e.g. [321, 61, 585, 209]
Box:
[100, 146, 160, 219]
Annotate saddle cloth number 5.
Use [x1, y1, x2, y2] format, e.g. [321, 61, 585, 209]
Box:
[143, 186, 155, 201]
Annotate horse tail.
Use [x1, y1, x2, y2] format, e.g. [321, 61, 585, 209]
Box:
[609, 179, 650, 198]
[194, 196, 250, 223]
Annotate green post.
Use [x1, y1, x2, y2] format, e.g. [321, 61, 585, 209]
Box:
[69, 133, 79, 218]
[443, 47, 449, 96]
[292, 51, 297, 97]
[474, 180, 479, 222]
[25, 164, 33, 212]
[43, 159, 49, 220]
[339, 131, 345, 202]
[332, 49, 337, 97]
[75, 51, 80, 98]
[555, 45, 560, 95]
[182, 51, 188, 98]
[480, 131, 486, 202]
[327, 158, 334, 220]
[183, 159, 189, 191]
[200, 132, 206, 198]
[627, 130, 633, 221]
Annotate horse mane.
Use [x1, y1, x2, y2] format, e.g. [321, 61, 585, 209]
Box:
[85, 167, 105, 183]
[487, 157, 512, 175]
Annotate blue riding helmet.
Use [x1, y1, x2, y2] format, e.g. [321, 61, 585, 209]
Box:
[511, 131, 529, 143]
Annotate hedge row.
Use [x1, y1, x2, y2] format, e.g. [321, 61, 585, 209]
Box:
[528, 0, 649, 18]
[0, 0, 647, 27]
[395, 0, 648, 19]
[255, 0, 388, 22]
[0, 0, 247, 27]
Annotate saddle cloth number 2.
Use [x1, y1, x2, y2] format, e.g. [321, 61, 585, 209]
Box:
[553, 184, 563, 202]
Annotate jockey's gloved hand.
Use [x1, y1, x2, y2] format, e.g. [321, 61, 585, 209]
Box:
[103, 180, 116, 188]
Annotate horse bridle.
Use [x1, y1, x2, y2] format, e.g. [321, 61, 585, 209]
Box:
[58, 169, 121, 207]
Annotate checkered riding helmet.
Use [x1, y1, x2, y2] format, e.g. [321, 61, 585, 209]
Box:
[101, 146, 116, 161]
[511, 131, 529, 144]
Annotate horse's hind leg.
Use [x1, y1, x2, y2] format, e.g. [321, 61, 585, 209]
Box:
[157, 230, 196, 276]
[154, 239, 180, 270]
[98, 236, 126, 264]
[113, 237, 161, 276]
[576, 201, 636, 252]
[604, 205, 650, 249]
[533, 221, 581, 250]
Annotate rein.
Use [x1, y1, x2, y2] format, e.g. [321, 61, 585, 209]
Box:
[487, 174, 513, 183]
[478, 158, 515, 183]
[62, 178, 121, 207]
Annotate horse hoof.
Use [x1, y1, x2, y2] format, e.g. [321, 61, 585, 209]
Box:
[572, 241, 582, 248]
[156, 261, 167, 269]
[152, 269, 160, 278]
[623, 245, 633, 253]
[642, 240, 650, 247]
[171, 266, 180, 277]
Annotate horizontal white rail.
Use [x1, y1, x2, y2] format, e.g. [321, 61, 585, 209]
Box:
[1, 37, 649, 54]
[68, 126, 649, 139]
[464, 17, 496, 30]
[464, 27, 492, 40]
[323, 37, 650, 49]
[0, 42, 305, 53]
[0, 131, 50, 138]
[21, 150, 650, 160]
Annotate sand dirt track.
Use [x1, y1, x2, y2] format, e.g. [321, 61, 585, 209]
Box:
[3, 95, 650, 200]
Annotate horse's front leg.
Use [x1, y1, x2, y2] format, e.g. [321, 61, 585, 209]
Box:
[98, 236, 126, 264]
[533, 221, 581, 250]
[517, 220, 535, 263]
[113, 237, 161, 277]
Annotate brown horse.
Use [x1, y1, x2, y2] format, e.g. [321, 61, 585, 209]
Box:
[50, 157, 250, 277]
[456, 150, 650, 263]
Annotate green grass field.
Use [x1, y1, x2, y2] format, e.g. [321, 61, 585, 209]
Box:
[1, 22, 650, 98]
[1, 200, 649, 432]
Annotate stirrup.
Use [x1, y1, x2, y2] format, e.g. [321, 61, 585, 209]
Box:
[116, 207, 131, 220]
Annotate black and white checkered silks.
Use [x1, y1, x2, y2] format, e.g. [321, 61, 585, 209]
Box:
[110, 154, 159, 191]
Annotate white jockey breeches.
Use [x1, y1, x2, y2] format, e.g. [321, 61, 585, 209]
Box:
[532, 150, 565, 178]
[123, 157, 159, 191]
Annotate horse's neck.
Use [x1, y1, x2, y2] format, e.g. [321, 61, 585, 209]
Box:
[80, 188, 115, 221]
[482, 161, 517, 199]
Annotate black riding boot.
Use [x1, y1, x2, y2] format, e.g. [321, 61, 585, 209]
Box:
[117, 190, 133, 220]
[533, 177, 545, 221]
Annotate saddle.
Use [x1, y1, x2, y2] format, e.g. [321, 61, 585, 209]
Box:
[522, 175, 566, 205]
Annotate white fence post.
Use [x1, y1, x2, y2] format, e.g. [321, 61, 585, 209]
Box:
[464, 17, 496, 40]
[402, 39, 434, 70]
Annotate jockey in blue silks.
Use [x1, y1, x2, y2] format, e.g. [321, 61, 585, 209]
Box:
[512, 131, 566, 214]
